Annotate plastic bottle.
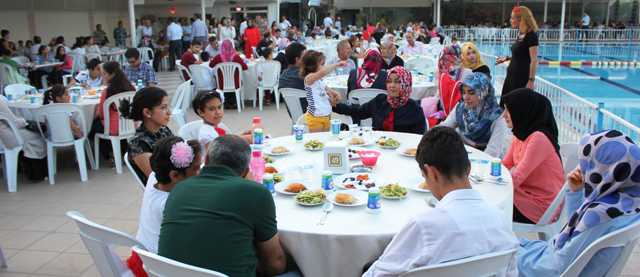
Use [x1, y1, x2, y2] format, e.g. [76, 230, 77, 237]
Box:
[249, 145, 265, 183]
[252, 116, 262, 129]
[136, 79, 144, 90]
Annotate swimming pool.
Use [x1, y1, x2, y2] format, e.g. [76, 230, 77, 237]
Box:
[476, 42, 640, 127]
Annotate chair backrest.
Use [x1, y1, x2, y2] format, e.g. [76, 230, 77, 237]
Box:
[212, 62, 242, 91]
[560, 143, 580, 176]
[258, 61, 281, 88]
[138, 47, 154, 64]
[280, 88, 307, 122]
[132, 246, 229, 277]
[66, 211, 147, 277]
[86, 53, 102, 62]
[10, 56, 29, 65]
[124, 152, 145, 190]
[4, 84, 35, 99]
[561, 221, 640, 277]
[179, 120, 204, 140]
[0, 114, 24, 151]
[348, 88, 387, 105]
[177, 64, 192, 83]
[36, 103, 87, 144]
[537, 182, 569, 225]
[399, 248, 517, 277]
[189, 65, 215, 91]
[103, 91, 136, 137]
[0, 63, 11, 90]
[171, 81, 193, 112]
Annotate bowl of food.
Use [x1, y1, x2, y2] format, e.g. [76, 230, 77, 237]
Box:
[380, 183, 408, 199]
[295, 190, 326, 206]
[376, 137, 401, 149]
[358, 150, 381, 167]
[304, 140, 324, 151]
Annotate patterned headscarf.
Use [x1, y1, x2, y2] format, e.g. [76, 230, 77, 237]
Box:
[220, 39, 236, 62]
[357, 48, 385, 89]
[386, 66, 412, 109]
[437, 44, 462, 80]
[461, 42, 486, 71]
[454, 72, 502, 145]
[554, 130, 640, 249]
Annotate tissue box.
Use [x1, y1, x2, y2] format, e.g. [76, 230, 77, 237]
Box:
[323, 141, 349, 174]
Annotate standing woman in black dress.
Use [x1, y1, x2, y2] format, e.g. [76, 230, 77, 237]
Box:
[497, 6, 539, 104]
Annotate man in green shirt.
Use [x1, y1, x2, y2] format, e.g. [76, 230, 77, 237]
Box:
[158, 135, 287, 277]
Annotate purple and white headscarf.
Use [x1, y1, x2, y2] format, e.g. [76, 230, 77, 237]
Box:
[554, 130, 640, 249]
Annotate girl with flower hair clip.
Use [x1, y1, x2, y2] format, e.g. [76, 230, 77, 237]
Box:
[127, 136, 202, 277]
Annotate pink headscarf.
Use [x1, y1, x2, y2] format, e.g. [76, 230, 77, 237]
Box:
[387, 66, 412, 109]
[356, 48, 385, 89]
[220, 39, 236, 62]
[437, 45, 462, 80]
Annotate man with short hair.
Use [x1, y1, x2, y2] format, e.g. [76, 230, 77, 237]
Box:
[1, 29, 10, 41]
[363, 127, 518, 277]
[31, 36, 42, 60]
[192, 14, 209, 46]
[399, 31, 425, 56]
[93, 24, 109, 46]
[113, 20, 128, 48]
[279, 42, 306, 90]
[159, 135, 288, 277]
[331, 39, 356, 75]
[73, 58, 103, 89]
[204, 36, 219, 60]
[124, 48, 157, 86]
[167, 17, 183, 71]
[323, 15, 334, 29]
[380, 34, 404, 70]
[180, 41, 203, 80]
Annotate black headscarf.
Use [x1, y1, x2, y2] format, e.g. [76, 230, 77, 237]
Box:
[502, 88, 560, 154]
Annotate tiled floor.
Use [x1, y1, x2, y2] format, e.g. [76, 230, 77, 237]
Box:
[0, 72, 639, 276]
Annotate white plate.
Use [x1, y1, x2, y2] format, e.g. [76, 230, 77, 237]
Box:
[265, 146, 292, 156]
[380, 185, 409, 199]
[329, 191, 368, 207]
[396, 147, 418, 157]
[294, 191, 327, 206]
[375, 137, 402, 150]
[335, 173, 378, 191]
[275, 179, 308, 195]
[410, 182, 431, 193]
[303, 140, 325, 151]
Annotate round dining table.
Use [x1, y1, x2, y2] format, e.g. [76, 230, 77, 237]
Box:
[324, 73, 437, 101]
[266, 131, 513, 277]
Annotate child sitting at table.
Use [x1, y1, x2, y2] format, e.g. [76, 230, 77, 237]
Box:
[191, 91, 253, 150]
[42, 84, 83, 138]
[256, 45, 275, 105]
[300, 50, 346, 132]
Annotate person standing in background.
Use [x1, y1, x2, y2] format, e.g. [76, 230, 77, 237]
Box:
[167, 17, 183, 71]
[239, 17, 248, 38]
[192, 14, 209, 46]
[218, 17, 237, 43]
[114, 20, 128, 48]
[93, 24, 109, 46]
[243, 19, 261, 58]
[181, 17, 193, 53]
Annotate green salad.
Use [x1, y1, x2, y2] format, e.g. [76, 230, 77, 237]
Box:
[380, 183, 408, 198]
[295, 190, 326, 205]
[377, 137, 401, 148]
[304, 140, 324, 150]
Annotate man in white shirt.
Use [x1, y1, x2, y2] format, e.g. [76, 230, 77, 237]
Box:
[192, 15, 209, 46]
[167, 17, 184, 71]
[331, 39, 356, 75]
[363, 127, 519, 277]
[323, 16, 334, 29]
[73, 58, 102, 89]
[30, 36, 43, 61]
[581, 13, 591, 28]
[279, 16, 292, 36]
[204, 36, 219, 60]
[239, 18, 248, 38]
[335, 16, 342, 30]
[398, 31, 425, 56]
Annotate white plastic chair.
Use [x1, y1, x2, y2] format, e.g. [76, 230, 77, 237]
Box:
[94, 91, 136, 174]
[561, 221, 640, 277]
[177, 63, 192, 83]
[399, 248, 517, 277]
[212, 62, 243, 113]
[280, 88, 307, 122]
[255, 61, 281, 111]
[132, 246, 229, 277]
[560, 143, 580, 176]
[124, 152, 145, 191]
[171, 81, 193, 129]
[10, 56, 29, 65]
[66, 211, 147, 277]
[138, 47, 155, 66]
[513, 182, 569, 241]
[179, 120, 204, 141]
[0, 114, 23, 192]
[35, 104, 89, 185]
[4, 84, 35, 100]
[0, 63, 12, 91]
[348, 88, 387, 127]
[189, 64, 215, 92]
[86, 53, 102, 62]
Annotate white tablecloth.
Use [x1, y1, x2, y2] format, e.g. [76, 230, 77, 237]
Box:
[7, 94, 100, 132]
[268, 131, 513, 277]
[324, 74, 437, 101]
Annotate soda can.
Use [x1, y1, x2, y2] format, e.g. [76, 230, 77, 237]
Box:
[321, 171, 334, 191]
[253, 128, 264, 145]
[490, 158, 502, 177]
[262, 174, 275, 194]
[367, 187, 381, 213]
[330, 119, 341, 136]
[293, 125, 304, 142]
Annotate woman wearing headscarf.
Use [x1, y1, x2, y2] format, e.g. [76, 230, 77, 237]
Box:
[502, 88, 564, 224]
[440, 72, 509, 158]
[209, 39, 248, 107]
[347, 48, 388, 95]
[517, 130, 640, 276]
[426, 44, 471, 127]
[461, 42, 491, 79]
[331, 66, 425, 134]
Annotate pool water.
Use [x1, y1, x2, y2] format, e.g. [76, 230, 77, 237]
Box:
[476, 42, 640, 127]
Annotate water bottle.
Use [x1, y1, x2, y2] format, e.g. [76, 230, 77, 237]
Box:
[136, 79, 143, 90]
[249, 145, 265, 183]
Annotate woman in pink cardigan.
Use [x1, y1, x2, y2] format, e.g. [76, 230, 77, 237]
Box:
[502, 88, 564, 224]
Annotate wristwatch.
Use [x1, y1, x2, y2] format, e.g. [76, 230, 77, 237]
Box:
[528, 77, 535, 81]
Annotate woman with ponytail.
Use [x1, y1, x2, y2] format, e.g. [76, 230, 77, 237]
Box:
[119, 86, 173, 183]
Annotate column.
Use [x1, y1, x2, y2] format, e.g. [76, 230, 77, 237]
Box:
[201, 0, 206, 22]
[436, 0, 441, 27]
[129, 0, 136, 47]
[560, 0, 566, 42]
[544, 0, 548, 23]
[433, 0, 437, 24]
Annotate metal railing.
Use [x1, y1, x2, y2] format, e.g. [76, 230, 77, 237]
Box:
[480, 52, 640, 144]
[442, 27, 640, 42]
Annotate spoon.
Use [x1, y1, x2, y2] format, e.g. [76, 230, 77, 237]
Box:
[317, 202, 334, 226]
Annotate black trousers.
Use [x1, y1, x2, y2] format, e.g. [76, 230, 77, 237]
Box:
[513, 205, 535, 224]
[169, 40, 182, 71]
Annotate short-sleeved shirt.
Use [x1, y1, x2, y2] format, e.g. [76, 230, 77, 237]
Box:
[158, 166, 278, 277]
[74, 70, 103, 88]
[305, 78, 332, 117]
[124, 62, 157, 86]
[198, 122, 230, 148]
[127, 124, 173, 183]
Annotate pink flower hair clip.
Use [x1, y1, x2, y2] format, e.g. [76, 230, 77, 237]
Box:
[170, 142, 194, 169]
